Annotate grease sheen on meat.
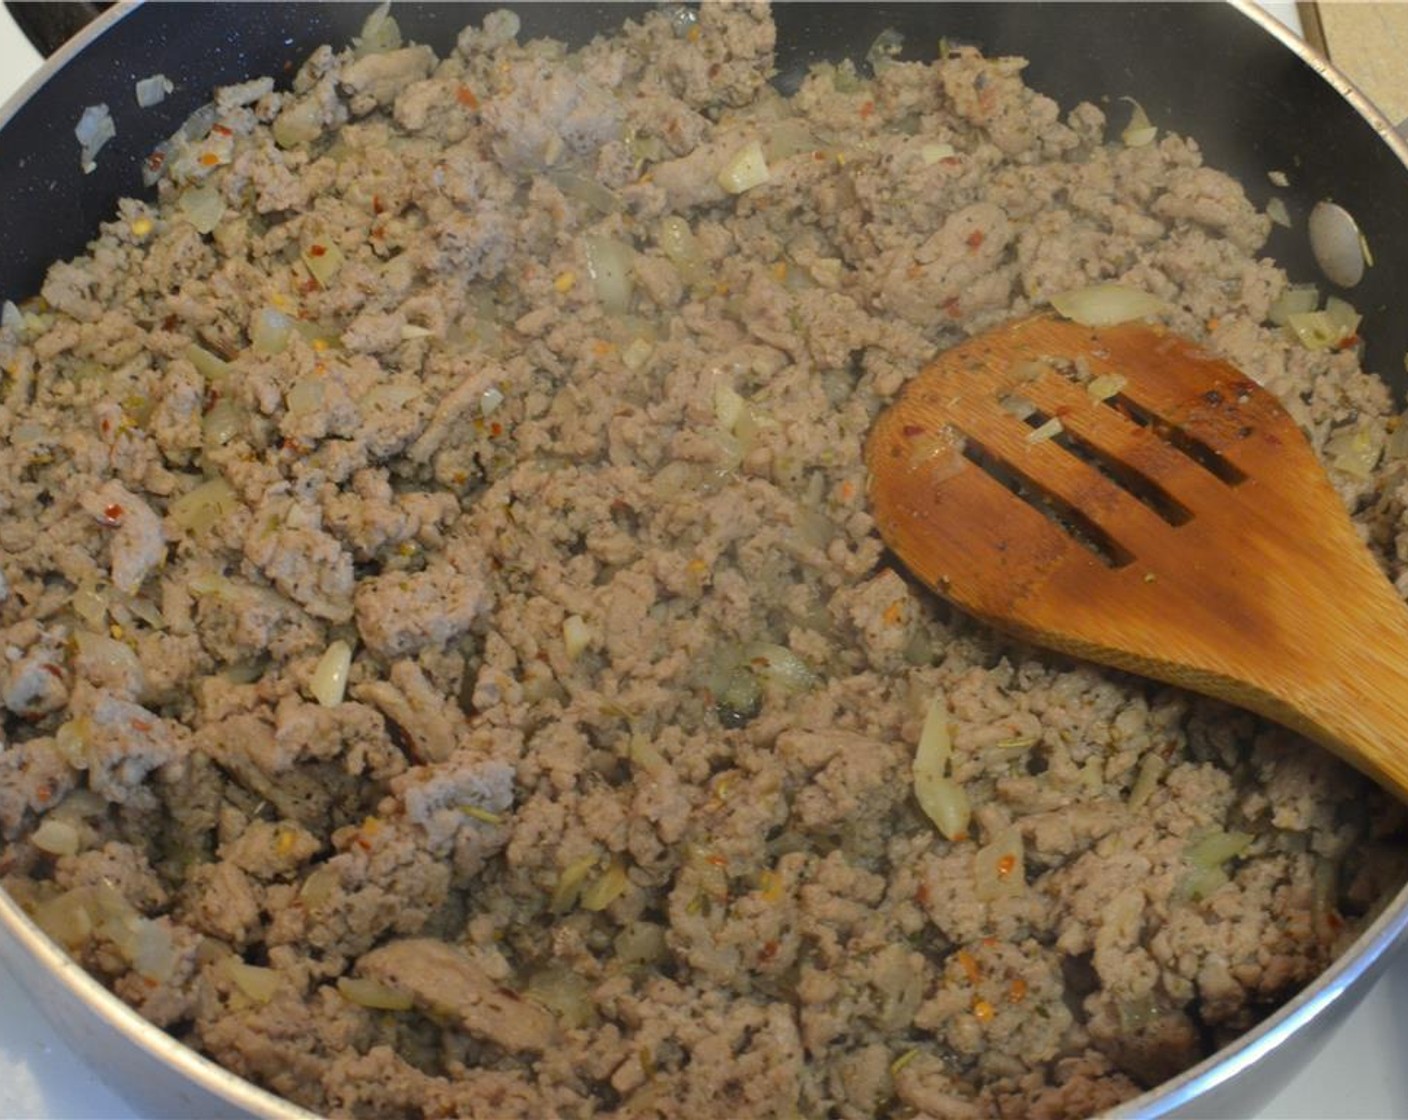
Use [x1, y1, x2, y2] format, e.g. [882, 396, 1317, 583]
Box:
[2, 5, 1407, 1118]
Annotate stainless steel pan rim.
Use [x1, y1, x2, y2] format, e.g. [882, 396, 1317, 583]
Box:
[3, 2, 1408, 1117]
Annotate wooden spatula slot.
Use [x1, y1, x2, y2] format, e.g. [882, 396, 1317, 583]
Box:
[866, 313, 1408, 800]
[958, 435, 1138, 569]
[1015, 406, 1194, 529]
[1102, 391, 1249, 487]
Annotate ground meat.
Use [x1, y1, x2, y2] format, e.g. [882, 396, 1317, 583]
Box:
[0, 4, 1405, 1120]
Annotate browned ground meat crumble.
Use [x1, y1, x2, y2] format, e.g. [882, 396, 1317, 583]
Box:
[2, 4, 1408, 1118]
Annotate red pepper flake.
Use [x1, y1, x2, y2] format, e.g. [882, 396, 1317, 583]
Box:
[130, 719, 153, 733]
[758, 939, 779, 964]
[372, 194, 386, 215]
[370, 226, 385, 241]
[102, 502, 125, 525]
[198, 152, 221, 167]
[705, 853, 728, 869]
[901, 423, 925, 439]
[489, 421, 504, 438]
[40, 663, 64, 681]
[966, 229, 985, 250]
[996, 853, 1017, 880]
[298, 277, 319, 294]
[308, 243, 328, 258]
[1007, 977, 1028, 1003]
[146, 150, 166, 173]
[859, 99, 875, 120]
[455, 84, 479, 109]
[34, 782, 53, 805]
[913, 882, 931, 906]
[211, 123, 233, 136]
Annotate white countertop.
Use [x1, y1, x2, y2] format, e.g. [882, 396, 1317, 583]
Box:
[2, 3, 1407, 1118]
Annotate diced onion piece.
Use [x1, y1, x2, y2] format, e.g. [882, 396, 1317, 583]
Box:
[1324, 424, 1383, 480]
[302, 240, 345, 287]
[548, 170, 622, 215]
[75, 104, 116, 174]
[222, 957, 280, 1003]
[202, 399, 246, 449]
[915, 696, 953, 776]
[31, 818, 81, 857]
[1120, 98, 1157, 148]
[1267, 284, 1320, 326]
[356, 0, 403, 53]
[718, 139, 770, 194]
[70, 584, 108, 630]
[1183, 865, 1229, 901]
[562, 615, 592, 660]
[1265, 196, 1291, 228]
[614, 922, 668, 966]
[310, 639, 353, 706]
[54, 718, 91, 769]
[580, 857, 630, 911]
[1268, 169, 1290, 187]
[742, 642, 819, 691]
[338, 975, 413, 1010]
[1085, 373, 1128, 402]
[1127, 752, 1166, 809]
[1050, 283, 1168, 327]
[714, 383, 746, 433]
[72, 630, 144, 693]
[627, 734, 669, 775]
[363, 383, 419, 411]
[905, 424, 967, 479]
[657, 215, 706, 285]
[251, 307, 294, 355]
[299, 866, 340, 908]
[129, 918, 177, 981]
[178, 184, 225, 234]
[1185, 830, 1253, 869]
[273, 97, 325, 149]
[480, 386, 505, 416]
[551, 853, 600, 912]
[186, 343, 235, 387]
[400, 324, 433, 341]
[1284, 305, 1358, 352]
[973, 827, 1025, 901]
[34, 892, 94, 948]
[135, 74, 173, 108]
[584, 236, 635, 315]
[527, 965, 595, 1028]
[1308, 199, 1367, 288]
[286, 377, 325, 415]
[920, 141, 956, 165]
[621, 337, 653, 372]
[915, 773, 970, 842]
[914, 695, 970, 841]
[865, 27, 906, 72]
[764, 120, 820, 162]
[1025, 417, 1064, 445]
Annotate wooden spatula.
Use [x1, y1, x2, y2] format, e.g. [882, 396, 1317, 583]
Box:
[865, 313, 1408, 799]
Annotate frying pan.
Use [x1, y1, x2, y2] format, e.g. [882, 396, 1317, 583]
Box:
[1, 3, 1407, 1118]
